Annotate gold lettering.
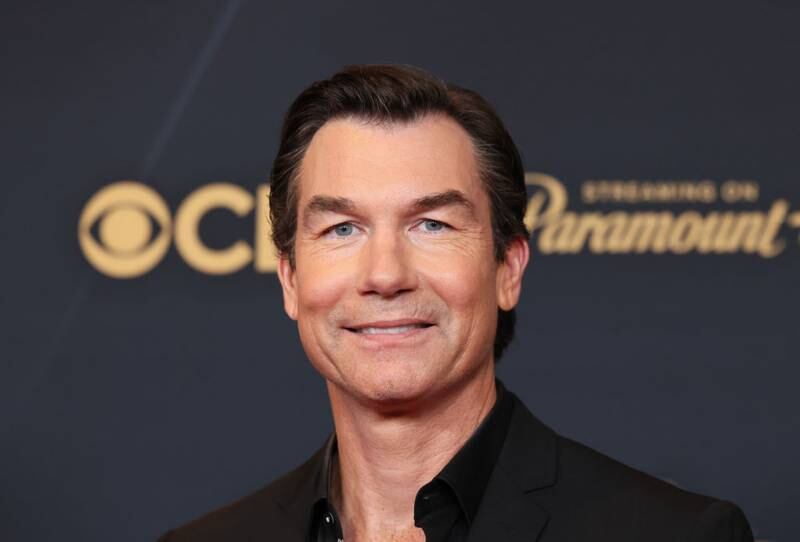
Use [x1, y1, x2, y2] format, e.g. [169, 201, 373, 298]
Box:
[524, 172, 568, 232]
[539, 212, 579, 253]
[627, 212, 673, 253]
[668, 212, 703, 254]
[572, 213, 604, 253]
[174, 183, 254, 274]
[524, 177, 789, 258]
[587, 213, 611, 253]
[757, 200, 788, 258]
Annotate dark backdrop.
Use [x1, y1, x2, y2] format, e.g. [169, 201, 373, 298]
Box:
[1, 1, 797, 541]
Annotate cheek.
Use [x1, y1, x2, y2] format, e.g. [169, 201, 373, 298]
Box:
[421, 251, 497, 319]
[293, 257, 355, 372]
[295, 257, 352, 319]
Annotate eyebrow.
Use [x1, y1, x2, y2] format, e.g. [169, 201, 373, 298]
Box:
[410, 190, 476, 217]
[301, 189, 476, 229]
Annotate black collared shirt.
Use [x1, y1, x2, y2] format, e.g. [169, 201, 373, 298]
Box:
[308, 380, 515, 542]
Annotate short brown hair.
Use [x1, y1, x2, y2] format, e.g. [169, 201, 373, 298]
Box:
[269, 64, 529, 361]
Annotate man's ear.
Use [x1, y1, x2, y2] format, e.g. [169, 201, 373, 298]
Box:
[496, 236, 530, 311]
[276, 255, 299, 321]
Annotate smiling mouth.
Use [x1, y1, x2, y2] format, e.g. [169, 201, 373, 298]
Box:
[345, 323, 434, 335]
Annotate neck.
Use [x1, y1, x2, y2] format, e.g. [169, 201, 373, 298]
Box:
[326, 365, 497, 541]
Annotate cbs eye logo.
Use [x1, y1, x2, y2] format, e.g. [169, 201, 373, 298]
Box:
[78, 182, 172, 278]
[78, 181, 277, 278]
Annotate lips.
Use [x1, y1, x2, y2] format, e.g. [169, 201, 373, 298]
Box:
[344, 319, 434, 334]
[355, 324, 431, 335]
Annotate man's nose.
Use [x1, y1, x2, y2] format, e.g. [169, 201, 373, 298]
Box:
[356, 231, 417, 298]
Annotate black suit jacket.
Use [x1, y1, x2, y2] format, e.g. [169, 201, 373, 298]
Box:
[159, 391, 753, 541]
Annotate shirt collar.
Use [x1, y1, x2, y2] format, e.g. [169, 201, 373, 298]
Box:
[313, 431, 337, 504]
[434, 379, 514, 523]
[307, 434, 341, 541]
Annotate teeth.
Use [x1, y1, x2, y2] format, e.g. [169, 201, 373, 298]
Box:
[357, 324, 426, 335]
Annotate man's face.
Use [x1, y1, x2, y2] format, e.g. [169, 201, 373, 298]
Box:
[277, 114, 528, 408]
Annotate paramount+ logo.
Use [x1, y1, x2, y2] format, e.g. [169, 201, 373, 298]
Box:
[78, 173, 800, 279]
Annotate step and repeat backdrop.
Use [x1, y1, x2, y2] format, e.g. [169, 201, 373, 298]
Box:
[1, 1, 797, 540]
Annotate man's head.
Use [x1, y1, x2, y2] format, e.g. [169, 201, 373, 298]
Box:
[270, 64, 529, 406]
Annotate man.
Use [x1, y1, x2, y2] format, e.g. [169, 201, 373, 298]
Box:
[158, 64, 753, 541]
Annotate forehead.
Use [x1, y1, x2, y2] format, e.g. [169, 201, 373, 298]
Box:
[297, 114, 485, 207]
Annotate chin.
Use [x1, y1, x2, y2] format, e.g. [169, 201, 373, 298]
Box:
[314, 345, 463, 410]
[348, 370, 442, 411]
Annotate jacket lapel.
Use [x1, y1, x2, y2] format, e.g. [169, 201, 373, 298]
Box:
[275, 434, 335, 541]
[466, 393, 559, 542]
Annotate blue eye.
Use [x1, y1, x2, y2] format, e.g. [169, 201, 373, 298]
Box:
[332, 223, 354, 237]
[422, 220, 446, 232]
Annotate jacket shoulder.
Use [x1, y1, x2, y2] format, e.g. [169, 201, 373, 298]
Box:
[557, 434, 713, 505]
[545, 434, 752, 540]
[157, 450, 321, 542]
